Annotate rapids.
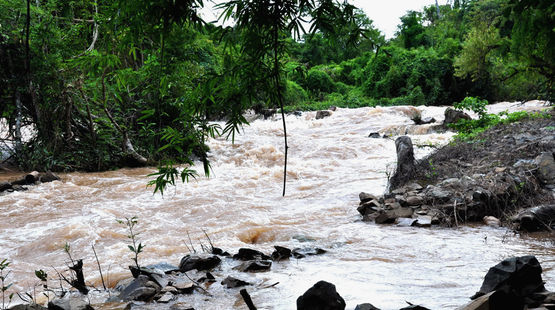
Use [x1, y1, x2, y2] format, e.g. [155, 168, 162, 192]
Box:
[0, 101, 553, 309]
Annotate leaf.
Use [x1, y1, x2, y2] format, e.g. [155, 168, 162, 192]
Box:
[128, 245, 135, 252]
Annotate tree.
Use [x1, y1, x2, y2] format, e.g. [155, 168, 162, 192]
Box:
[215, 0, 368, 196]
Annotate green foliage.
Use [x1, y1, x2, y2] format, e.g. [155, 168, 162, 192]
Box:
[117, 217, 144, 272]
[304, 68, 336, 96]
[454, 96, 489, 116]
[284, 80, 309, 106]
[0, 259, 13, 310]
[451, 98, 551, 140]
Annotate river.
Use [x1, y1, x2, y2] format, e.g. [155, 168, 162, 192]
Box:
[0, 101, 553, 309]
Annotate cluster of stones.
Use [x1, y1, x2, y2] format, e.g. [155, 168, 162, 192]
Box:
[0, 171, 59, 194]
[357, 185, 439, 228]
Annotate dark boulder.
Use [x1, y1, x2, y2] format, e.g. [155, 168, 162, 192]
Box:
[297, 281, 345, 310]
[512, 205, 555, 231]
[178, 254, 221, 272]
[292, 247, 327, 259]
[388, 136, 416, 191]
[399, 306, 431, 310]
[39, 171, 60, 183]
[221, 276, 251, 288]
[535, 152, 555, 185]
[0, 181, 11, 192]
[212, 247, 231, 257]
[444, 107, 471, 126]
[271, 246, 292, 261]
[471, 255, 545, 300]
[118, 275, 161, 302]
[128, 266, 169, 288]
[368, 132, 381, 138]
[316, 111, 332, 119]
[25, 171, 40, 184]
[233, 248, 270, 261]
[359, 192, 378, 204]
[354, 303, 380, 310]
[234, 260, 272, 272]
[413, 116, 436, 125]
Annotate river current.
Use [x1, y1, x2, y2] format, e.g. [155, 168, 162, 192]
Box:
[0, 102, 553, 309]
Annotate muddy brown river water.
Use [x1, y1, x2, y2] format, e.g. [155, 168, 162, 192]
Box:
[0, 102, 553, 309]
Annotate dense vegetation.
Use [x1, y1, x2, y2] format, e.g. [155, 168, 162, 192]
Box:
[0, 0, 553, 182]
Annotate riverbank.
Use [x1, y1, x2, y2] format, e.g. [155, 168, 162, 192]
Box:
[357, 105, 555, 231]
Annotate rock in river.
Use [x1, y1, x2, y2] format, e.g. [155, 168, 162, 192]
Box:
[178, 254, 221, 272]
[297, 281, 346, 310]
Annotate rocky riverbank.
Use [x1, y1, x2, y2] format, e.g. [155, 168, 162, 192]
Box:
[0, 170, 60, 194]
[357, 107, 555, 231]
[7, 251, 554, 310]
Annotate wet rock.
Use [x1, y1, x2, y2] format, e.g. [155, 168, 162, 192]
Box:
[354, 303, 380, 310]
[11, 185, 27, 191]
[221, 276, 251, 288]
[535, 152, 555, 185]
[357, 200, 381, 217]
[297, 281, 345, 310]
[512, 205, 555, 231]
[292, 247, 327, 258]
[118, 275, 161, 302]
[39, 171, 60, 183]
[178, 254, 221, 272]
[233, 248, 270, 261]
[444, 107, 471, 126]
[172, 281, 195, 294]
[48, 294, 93, 310]
[212, 247, 231, 257]
[9, 305, 47, 310]
[129, 266, 169, 288]
[413, 117, 436, 125]
[471, 255, 545, 300]
[455, 291, 493, 310]
[25, 171, 40, 184]
[160, 286, 178, 294]
[329, 106, 337, 111]
[0, 181, 11, 192]
[271, 246, 292, 261]
[425, 185, 451, 202]
[145, 263, 179, 274]
[368, 132, 381, 138]
[389, 136, 416, 190]
[155, 292, 175, 303]
[315, 110, 332, 119]
[412, 215, 432, 227]
[261, 108, 276, 119]
[234, 260, 272, 272]
[406, 195, 424, 206]
[399, 306, 431, 310]
[197, 272, 216, 283]
[483, 216, 501, 227]
[359, 192, 378, 203]
[375, 208, 413, 224]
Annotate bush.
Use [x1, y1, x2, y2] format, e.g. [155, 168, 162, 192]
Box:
[284, 80, 309, 106]
[304, 68, 336, 95]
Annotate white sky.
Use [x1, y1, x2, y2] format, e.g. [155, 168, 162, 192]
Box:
[200, 0, 448, 39]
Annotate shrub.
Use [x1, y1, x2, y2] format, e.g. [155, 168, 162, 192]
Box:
[304, 68, 336, 95]
[284, 80, 309, 106]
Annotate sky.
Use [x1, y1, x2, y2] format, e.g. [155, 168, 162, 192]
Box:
[200, 0, 447, 39]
